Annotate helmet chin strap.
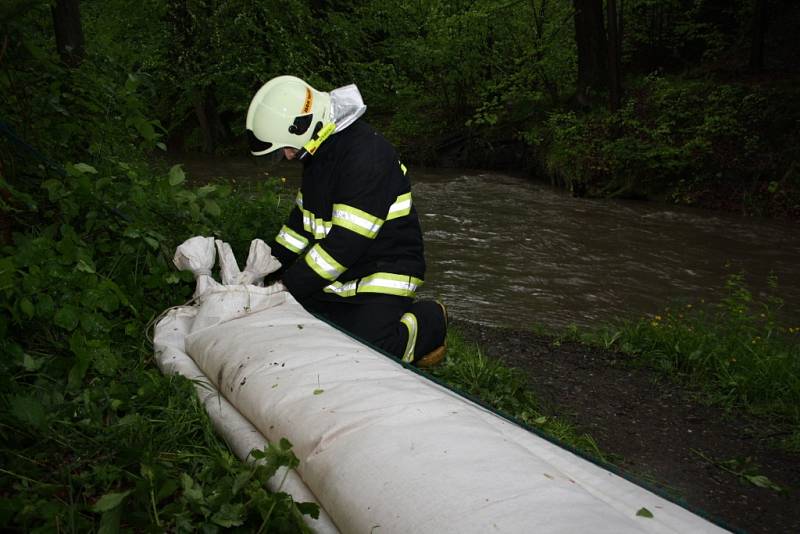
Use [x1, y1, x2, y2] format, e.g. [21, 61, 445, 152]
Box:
[296, 122, 336, 161]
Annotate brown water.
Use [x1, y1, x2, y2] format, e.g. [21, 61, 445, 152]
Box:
[176, 155, 800, 330]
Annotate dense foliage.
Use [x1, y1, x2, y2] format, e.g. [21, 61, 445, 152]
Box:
[18, 0, 795, 215]
[1, 3, 316, 531]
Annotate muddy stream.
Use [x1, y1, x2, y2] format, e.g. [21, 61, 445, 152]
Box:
[176, 155, 800, 330]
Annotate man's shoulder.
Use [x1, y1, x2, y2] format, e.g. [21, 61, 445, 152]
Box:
[341, 120, 397, 158]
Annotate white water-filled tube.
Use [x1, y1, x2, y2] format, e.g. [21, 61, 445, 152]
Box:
[153, 237, 729, 534]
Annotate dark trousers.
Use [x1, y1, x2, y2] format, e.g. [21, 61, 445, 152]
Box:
[299, 293, 446, 361]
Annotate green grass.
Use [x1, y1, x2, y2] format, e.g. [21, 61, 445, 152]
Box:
[429, 328, 609, 462]
[581, 274, 800, 451]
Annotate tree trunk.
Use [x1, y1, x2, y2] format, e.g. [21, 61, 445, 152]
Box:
[749, 0, 768, 72]
[51, 0, 85, 67]
[573, 0, 608, 106]
[606, 0, 622, 110]
[194, 88, 227, 153]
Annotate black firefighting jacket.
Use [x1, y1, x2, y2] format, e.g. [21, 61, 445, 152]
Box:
[270, 119, 426, 302]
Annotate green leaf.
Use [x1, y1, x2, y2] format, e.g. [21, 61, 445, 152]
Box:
[745, 474, 783, 492]
[296, 501, 321, 519]
[181, 473, 204, 504]
[9, 395, 47, 430]
[232, 470, 254, 495]
[55, 305, 80, 331]
[0, 257, 14, 289]
[76, 259, 96, 273]
[313, 389, 324, 395]
[211, 503, 245, 527]
[636, 507, 654, 518]
[74, 163, 98, 175]
[143, 236, 160, 250]
[68, 334, 92, 389]
[197, 184, 217, 196]
[19, 298, 34, 319]
[131, 117, 157, 141]
[36, 294, 55, 317]
[204, 199, 221, 217]
[91, 490, 132, 513]
[22, 353, 42, 371]
[97, 505, 122, 534]
[168, 165, 186, 186]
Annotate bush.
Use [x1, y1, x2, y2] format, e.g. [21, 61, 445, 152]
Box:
[540, 75, 800, 216]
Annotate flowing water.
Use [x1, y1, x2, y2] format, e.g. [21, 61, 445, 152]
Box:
[178, 155, 800, 330]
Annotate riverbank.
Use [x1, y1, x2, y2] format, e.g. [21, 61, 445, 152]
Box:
[448, 319, 800, 534]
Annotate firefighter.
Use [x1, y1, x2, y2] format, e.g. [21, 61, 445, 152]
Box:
[246, 75, 447, 367]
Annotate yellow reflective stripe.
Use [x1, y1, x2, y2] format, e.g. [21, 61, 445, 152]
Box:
[302, 209, 332, 239]
[303, 123, 336, 156]
[322, 272, 424, 298]
[400, 312, 418, 362]
[400, 161, 407, 175]
[323, 279, 358, 297]
[386, 192, 412, 221]
[358, 272, 423, 297]
[332, 203, 384, 239]
[305, 244, 345, 281]
[275, 225, 308, 254]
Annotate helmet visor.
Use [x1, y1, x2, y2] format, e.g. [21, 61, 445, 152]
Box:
[247, 129, 274, 156]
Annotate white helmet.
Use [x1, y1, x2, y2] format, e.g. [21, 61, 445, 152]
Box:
[246, 75, 331, 156]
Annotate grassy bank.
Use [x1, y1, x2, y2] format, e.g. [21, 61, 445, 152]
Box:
[559, 274, 800, 451]
[428, 329, 607, 461]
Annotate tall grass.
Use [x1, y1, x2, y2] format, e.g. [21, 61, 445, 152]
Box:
[591, 274, 800, 449]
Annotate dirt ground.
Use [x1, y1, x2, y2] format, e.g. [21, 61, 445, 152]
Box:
[452, 320, 800, 534]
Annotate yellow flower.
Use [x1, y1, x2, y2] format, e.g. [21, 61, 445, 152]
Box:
[650, 321, 659, 327]
[655, 315, 662, 321]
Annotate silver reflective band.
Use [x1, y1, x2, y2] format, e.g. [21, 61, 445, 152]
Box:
[322, 279, 358, 297]
[332, 204, 383, 238]
[359, 275, 421, 296]
[400, 312, 418, 362]
[302, 211, 332, 239]
[305, 244, 345, 281]
[296, 191, 303, 209]
[323, 272, 424, 298]
[276, 225, 308, 254]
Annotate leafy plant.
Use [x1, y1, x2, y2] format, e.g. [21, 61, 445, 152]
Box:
[0, 7, 304, 530]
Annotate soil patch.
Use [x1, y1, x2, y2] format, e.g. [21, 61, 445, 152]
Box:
[452, 320, 800, 534]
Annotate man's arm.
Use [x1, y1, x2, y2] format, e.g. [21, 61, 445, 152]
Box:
[269, 190, 310, 271]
